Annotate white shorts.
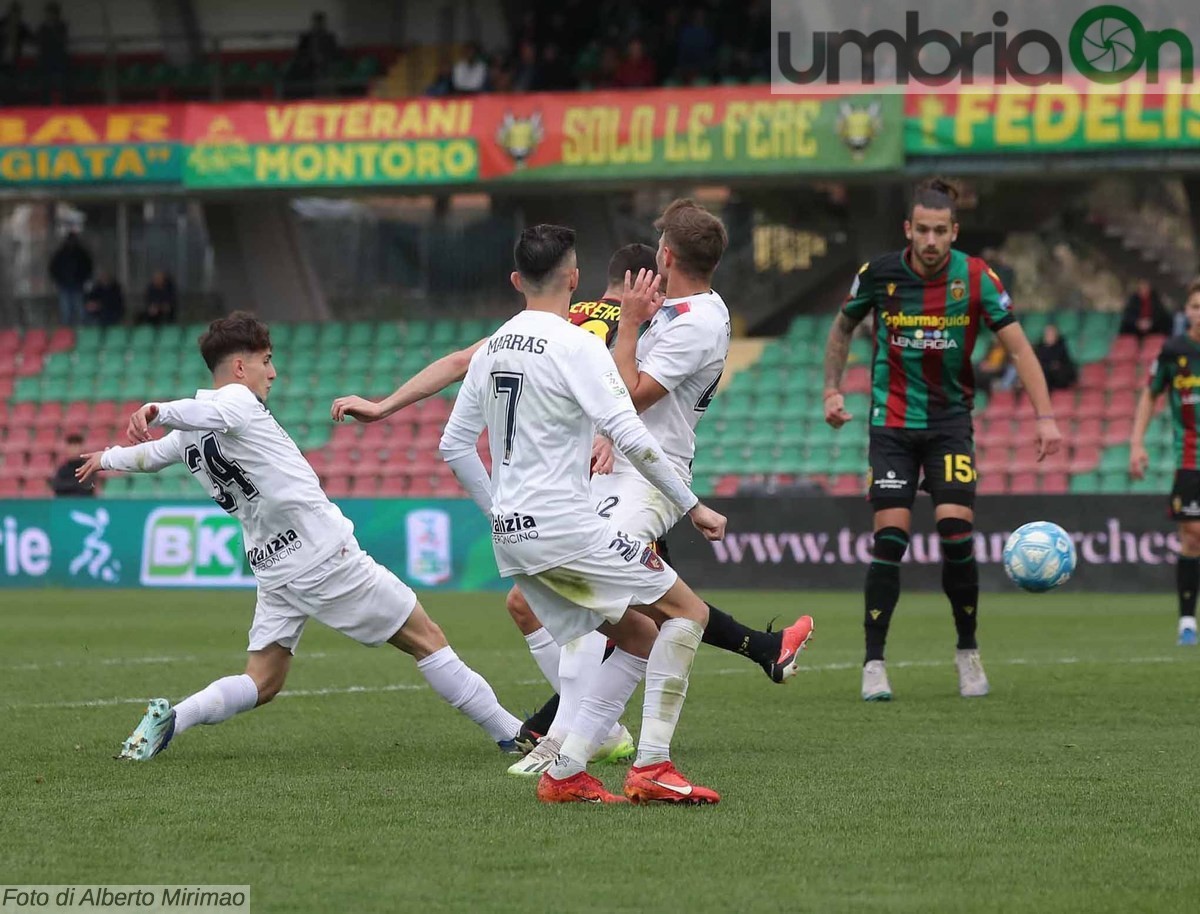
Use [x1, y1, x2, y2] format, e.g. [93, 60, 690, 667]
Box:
[248, 540, 417, 654]
[590, 468, 687, 543]
[513, 527, 679, 646]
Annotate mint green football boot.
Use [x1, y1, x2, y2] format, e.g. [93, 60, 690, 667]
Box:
[116, 698, 176, 761]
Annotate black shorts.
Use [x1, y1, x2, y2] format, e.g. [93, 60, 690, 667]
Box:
[1170, 470, 1200, 521]
[868, 419, 976, 510]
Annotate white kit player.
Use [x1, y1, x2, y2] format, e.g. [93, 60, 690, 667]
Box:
[441, 224, 729, 804]
[76, 312, 523, 760]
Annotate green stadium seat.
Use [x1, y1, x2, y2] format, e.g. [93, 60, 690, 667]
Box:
[320, 323, 347, 348]
[404, 322, 431, 345]
[346, 322, 375, 349]
[374, 323, 403, 346]
[74, 326, 102, 352]
[292, 324, 319, 350]
[430, 320, 458, 346]
[42, 353, 71, 378]
[1099, 447, 1130, 472]
[1069, 471, 1101, 494]
[129, 325, 157, 351]
[1098, 471, 1130, 494]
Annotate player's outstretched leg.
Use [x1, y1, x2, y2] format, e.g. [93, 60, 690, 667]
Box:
[624, 579, 719, 805]
[863, 524, 908, 701]
[700, 604, 814, 683]
[117, 645, 286, 761]
[938, 514, 987, 697]
[1176, 523, 1200, 646]
[390, 603, 524, 751]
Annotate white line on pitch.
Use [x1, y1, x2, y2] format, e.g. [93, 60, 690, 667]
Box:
[8, 653, 1190, 712]
[0, 651, 331, 673]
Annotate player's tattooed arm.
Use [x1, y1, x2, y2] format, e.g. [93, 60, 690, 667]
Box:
[823, 313, 859, 429]
[332, 340, 485, 423]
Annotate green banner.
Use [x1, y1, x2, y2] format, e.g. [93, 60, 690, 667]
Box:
[0, 499, 504, 591]
[904, 82, 1200, 155]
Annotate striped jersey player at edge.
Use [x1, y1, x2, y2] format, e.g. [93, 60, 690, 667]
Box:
[440, 224, 730, 805]
[823, 178, 1063, 704]
[75, 312, 523, 761]
[1129, 279, 1200, 646]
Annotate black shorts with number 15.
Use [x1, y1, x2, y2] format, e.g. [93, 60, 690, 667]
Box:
[867, 417, 977, 510]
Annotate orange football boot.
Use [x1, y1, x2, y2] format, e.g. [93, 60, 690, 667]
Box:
[623, 761, 720, 805]
[767, 615, 815, 683]
[537, 770, 628, 804]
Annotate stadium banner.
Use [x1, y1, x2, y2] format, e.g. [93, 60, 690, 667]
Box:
[668, 495, 1178, 592]
[181, 88, 902, 188]
[906, 79, 1200, 155]
[0, 499, 505, 591]
[0, 105, 185, 186]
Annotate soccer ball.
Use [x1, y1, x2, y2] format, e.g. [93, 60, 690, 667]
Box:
[1002, 522, 1076, 592]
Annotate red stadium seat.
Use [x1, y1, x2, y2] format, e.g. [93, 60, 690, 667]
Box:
[1110, 336, 1139, 360]
[1068, 442, 1101, 472]
[406, 476, 434, 497]
[831, 474, 864, 496]
[843, 366, 871, 394]
[0, 478, 23, 497]
[714, 475, 740, 496]
[977, 472, 1006, 495]
[1080, 363, 1109, 388]
[349, 476, 379, 497]
[1009, 472, 1038, 493]
[378, 477, 409, 497]
[1073, 417, 1102, 445]
[1109, 363, 1139, 389]
[1040, 472, 1069, 493]
[46, 328, 74, 353]
[10, 402, 37, 425]
[21, 328, 48, 355]
[322, 474, 352, 497]
[1049, 390, 1075, 414]
[1075, 390, 1106, 418]
[0, 329, 19, 354]
[1108, 389, 1137, 416]
[986, 396, 1015, 419]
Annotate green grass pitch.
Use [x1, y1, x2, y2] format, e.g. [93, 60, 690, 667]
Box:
[3, 588, 1199, 913]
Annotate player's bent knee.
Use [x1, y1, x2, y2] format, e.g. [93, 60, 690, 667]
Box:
[649, 579, 708, 627]
[601, 611, 657, 659]
[245, 645, 290, 705]
[504, 586, 543, 636]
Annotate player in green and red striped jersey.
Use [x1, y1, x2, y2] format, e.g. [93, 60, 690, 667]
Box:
[1129, 279, 1200, 646]
[823, 178, 1063, 701]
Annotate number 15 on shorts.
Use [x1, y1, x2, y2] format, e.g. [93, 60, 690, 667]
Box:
[944, 453, 976, 483]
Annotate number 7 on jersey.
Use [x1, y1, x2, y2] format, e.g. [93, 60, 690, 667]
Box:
[491, 371, 524, 465]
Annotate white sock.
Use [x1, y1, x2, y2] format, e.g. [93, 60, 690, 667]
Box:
[173, 674, 259, 735]
[550, 647, 646, 779]
[524, 627, 562, 692]
[417, 646, 521, 743]
[544, 630, 607, 743]
[635, 618, 703, 768]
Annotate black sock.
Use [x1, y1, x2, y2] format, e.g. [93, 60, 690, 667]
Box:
[522, 693, 559, 736]
[938, 518, 979, 651]
[702, 604, 779, 667]
[1178, 556, 1200, 618]
[864, 527, 908, 663]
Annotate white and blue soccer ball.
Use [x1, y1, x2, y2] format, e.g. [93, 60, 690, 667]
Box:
[1002, 522, 1076, 592]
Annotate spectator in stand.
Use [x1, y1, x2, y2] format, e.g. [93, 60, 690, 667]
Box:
[536, 42, 573, 91]
[138, 270, 177, 326]
[48, 230, 93, 326]
[83, 269, 124, 327]
[511, 39, 540, 93]
[424, 63, 453, 96]
[451, 42, 489, 93]
[1120, 278, 1173, 338]
[614, 37, 656, 88]
[0, 2, 31, 102]
[675, 8, 716, 83]
[488, 54, 513, 93]
[975, 338, 1016, 395]
[35, 1, 66, 103]
[1034, 324, 1078, 391]
[288, 11, 340, 98]
[591, 44, 621, 89]
[49, 432, 94, 497]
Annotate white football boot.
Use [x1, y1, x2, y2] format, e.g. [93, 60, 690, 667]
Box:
[861, 660, 892, 701]
[955, 649, 989, 697]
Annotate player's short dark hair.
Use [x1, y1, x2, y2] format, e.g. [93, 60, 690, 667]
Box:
[607, 243, 657, 286]
[514, 224, 576, 290]
[910, 177, 959, 222]
[1187, 278, 1200, 300]
[199, 311, 272, 372]
[653, 198, 727, 279]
